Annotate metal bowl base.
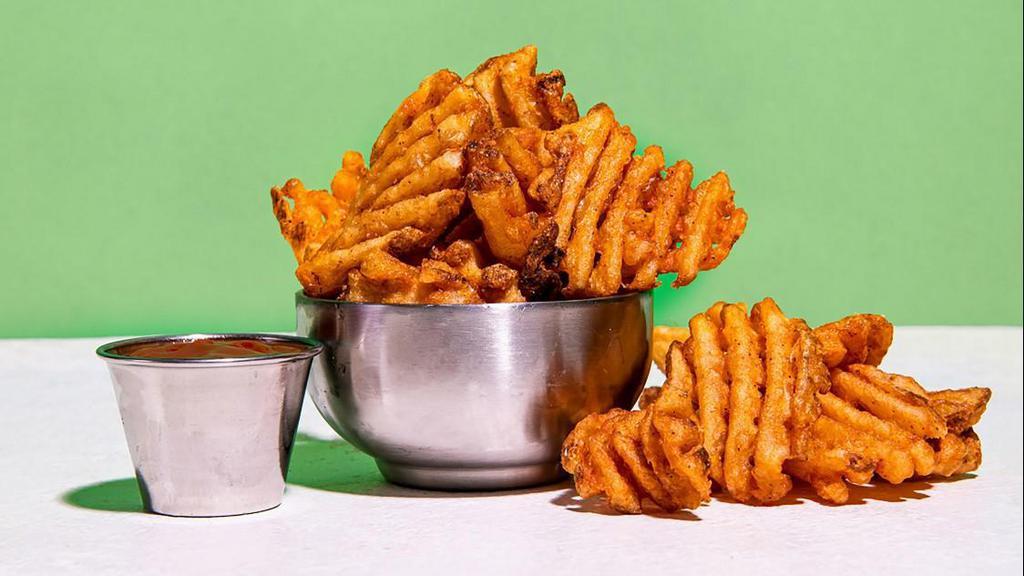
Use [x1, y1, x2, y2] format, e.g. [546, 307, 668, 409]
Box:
[375, 460, 567, 491]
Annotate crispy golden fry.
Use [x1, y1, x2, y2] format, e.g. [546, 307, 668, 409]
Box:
[561, 411, 617, 497]
[518, 222, 565, 300]
[559, 341, 710, 513]
[646, 300, 812, 504]
[330, 150, 367, 206]
[662, 171, 747, 287]
[564, 125, 636, 294]
[928, 387, 992, 434]
[748, 298, 795, 502]
[492, 129, 543, 191]
[790, 321, 829, 456]
[358, 249, 419, 285]
[359, 106, 491, 209]
[813, 314, 894, 369]
[622, 226, 654, 273]
[324, 189, 465, 252]
[785, 324, 883, 504]
[705, 301, 730, 329]
[499, 46, 548, 128]
[465, 175, 543, 266]
[647, 341, 713, 509]
[370, 69, 461, 164]
[831, 365, 948, 439]
[369, 150, 464, 210]
[479, 263, 525, 302]
[611, 410, 680, 511]
[465, 45, 579, 130]
[271, 178, 347, 263]
[637, 387, 662, 410]
[687, 312, 730, 487]
[528, 134, 573, 211]
[372, 83, 487, 171]
[298, 186, 465, 298]
[817, 392, 927, 482]
[536, 71, 579, 126]
[344, 269, 390, 303]
[652, 324, 690, 374]
[630, 161, 693, 290]
[567, 300, 992, 512]
[429, 240, 484, 284]
[551, 104, 616, 248]
[418, 259, 484, 304]
[786, 439, 875, 504]
[932, 430, 982, 476]
[813, 364, 989, 491]
[589, 146, 665, 296]
[806, 416, 880, 485]
[341, 240, 527, 305]
[720, 303, 765, 502]
[585, 410, 643, 513]
[297, 227, 427, 298]
[344, 251, 425, 304]
[273, 47, 747, 301]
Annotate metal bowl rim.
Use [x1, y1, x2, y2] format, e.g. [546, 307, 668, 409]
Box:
[295, 289, 651, 309]
[96, 333, 323, 366]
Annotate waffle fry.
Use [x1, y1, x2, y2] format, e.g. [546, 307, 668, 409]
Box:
[660, 172, 747, 287]
[370, 70, 462, 165]
[686, 311, 731, 488]
[831, 365, 948, 439]
[562, 300, 993, 512]
[272, 46, 747, 302]
[342, 240, 525, 305]
[271, 178, 347, 263]
[748, 298, 796, 501]
[719, 302, 766, 501]
[297, 227, 427, 297]
[928, 387, 992, 434]
[814, 314, 894, 369]
[464, 45, 578, 130]
[588, 146, 665, 296]
[559, 341, 711, 513]
[651, 324, 690, 374]
[563, 125, 636, 294]
[359, 99, 491, 210]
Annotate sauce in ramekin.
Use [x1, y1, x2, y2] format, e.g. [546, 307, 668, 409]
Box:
[116, 338, 310, 360]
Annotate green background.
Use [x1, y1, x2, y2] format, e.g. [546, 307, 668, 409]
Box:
[1, 0, 1021, 338]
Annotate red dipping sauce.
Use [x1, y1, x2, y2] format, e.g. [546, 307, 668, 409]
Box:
[116, 338, 310, 360]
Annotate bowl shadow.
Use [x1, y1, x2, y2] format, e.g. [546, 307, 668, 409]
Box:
[286, 433, 569, 498]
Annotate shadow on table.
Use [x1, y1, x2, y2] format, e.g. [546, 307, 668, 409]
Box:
[550, 474, 976, 519]
[287, 433, 568, 498]
[59, 433, 566, 512]
[62, 478, 144, 513]
[68, 435, 953, 512]
[769, 477, 940, 506]
[550, 490, 702, 521]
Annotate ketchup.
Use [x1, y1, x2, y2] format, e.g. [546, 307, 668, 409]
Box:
[117, 338, 309, 359]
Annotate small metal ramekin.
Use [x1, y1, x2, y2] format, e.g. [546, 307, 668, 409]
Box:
[97, 333, 322, 517]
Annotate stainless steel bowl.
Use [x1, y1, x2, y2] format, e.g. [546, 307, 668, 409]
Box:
[296, 291, 652, 490]
[97, 333, 322, 516]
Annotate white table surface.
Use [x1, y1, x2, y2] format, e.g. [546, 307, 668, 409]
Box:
[1, 327, 1021, 575]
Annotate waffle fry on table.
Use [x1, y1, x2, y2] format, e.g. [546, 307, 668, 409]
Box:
[564, 300, 991, 512]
